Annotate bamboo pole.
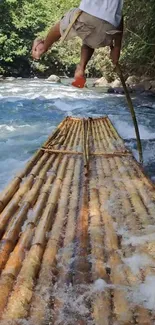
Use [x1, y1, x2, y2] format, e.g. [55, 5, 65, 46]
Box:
[0, 224, 34, 317]
[122, 157, 155, 223]
[0, 118, 76, 241]
[42, 116, 68, 148]
[94, 124, 153, 325]
[29, 122, 83, 324]
[32, 118, 79, 246]
[42, 148, 83, 155]
[95, 118, 115, 152]
[105, 117, 125, 145]
[96, 119, 112, 151]
[0, 117, 68, 213]
[90, 119, 133, 323]
[2, 159, 68, 319]
[96, 157, 134, 323]
[112, 160, 154, 324]
[114, 156, 150, 226]
[0, 154, 55, 267]
[30, 158, 81, 324]
[0, 150, 43, 213]
[89, 158, 111, 325]
[0, 152, 50, 238]
[99, 118, 127, 153]
[116, 64, 143, 164]
[0, 152, 68, 316]
[2, 120, 81, 320]
[45, 120, 74, 149]
[109, 156, 140, 231]
[51, 124, 89, 325]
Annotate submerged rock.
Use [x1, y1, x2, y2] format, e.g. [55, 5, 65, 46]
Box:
[47, 75, 61, 83]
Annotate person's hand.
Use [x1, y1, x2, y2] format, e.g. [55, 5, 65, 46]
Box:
[110, 46, 121, 66]
[32, 39, 45, 60]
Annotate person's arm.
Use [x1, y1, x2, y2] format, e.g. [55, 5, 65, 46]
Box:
[32, 22, 61, 60]
[110, 16, 124, 65]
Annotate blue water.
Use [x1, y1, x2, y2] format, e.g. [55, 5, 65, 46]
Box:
[0, 78, 155, 190]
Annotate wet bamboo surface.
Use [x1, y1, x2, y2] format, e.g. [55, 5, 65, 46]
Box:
[0, 116, 155, 324]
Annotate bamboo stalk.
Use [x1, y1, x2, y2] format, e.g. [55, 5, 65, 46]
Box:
[116, 64, 143, 164]
[2, 159, 69, 319]
[132, 158, 155, 190]
[95, 143, 152, 324]
[41, 148, 83, 155]
[52, 136, 87, 324]
[30, 158, 79, 324]
[32, 122, 81, 245]
[30, 123, 82, 324]
[89, 158, 111, 325]
[0, 224, 34, 317]
[73, 168, 89, 287]
[0, 152, 50, 238]
[115, 156, 150, 226]
[2, 120, 83, 320]
[109, 156, 140, 231]
[94, 154, 133, 323]
[2, 244, 44, 320]
[99, 118, 127, 153]
[0, 117, 68, 213]
[95, 118, 115, 152]
[0, 154, 57, 271]
[46, 120, 74, 149]
[92, 119, 105, 152]
[82, 119, 89, 168]
[0, 118, 77, 240]
[122, 157, 155, 223]
[105, 117, 125, 144]
[0, 150, 43, 213]
[91, 152, 132, 157]
[43, 117, 69, 148]
[0, 154, 65, 316]
[97, 119, 113, 151]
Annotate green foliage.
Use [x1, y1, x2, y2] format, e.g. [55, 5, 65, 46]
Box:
[0, 0, 155, 77]
[121, 0, 155, 76]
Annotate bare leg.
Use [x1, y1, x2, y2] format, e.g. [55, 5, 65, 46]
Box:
[74, 44, 94, 79]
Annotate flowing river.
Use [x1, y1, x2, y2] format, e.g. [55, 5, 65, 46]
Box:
[0, 78, 155, 190]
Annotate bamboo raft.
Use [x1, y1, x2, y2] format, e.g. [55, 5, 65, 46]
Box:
[0, 116, 155, 324]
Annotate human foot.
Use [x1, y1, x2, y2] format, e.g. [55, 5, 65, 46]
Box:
[72, 65, 86, 88]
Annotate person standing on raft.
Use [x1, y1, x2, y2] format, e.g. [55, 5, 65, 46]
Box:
[32, 0, 124, 88]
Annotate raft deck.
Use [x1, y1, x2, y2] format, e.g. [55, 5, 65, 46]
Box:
[0, 117, 155, 324]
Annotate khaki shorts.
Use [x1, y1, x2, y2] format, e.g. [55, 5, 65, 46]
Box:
[60, 8, 121, 48]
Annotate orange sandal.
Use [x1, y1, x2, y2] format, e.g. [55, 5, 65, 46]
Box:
[72, 76, 86, 88]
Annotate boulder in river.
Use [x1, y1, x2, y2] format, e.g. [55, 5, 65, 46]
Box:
[93, 77, 109, 87]
[47, 75, 61, 83]
[110, 79, 122, 88]
[126, 75, 140, 87]
[5, 77, 15, 81]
